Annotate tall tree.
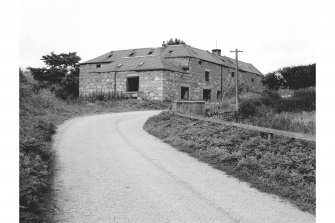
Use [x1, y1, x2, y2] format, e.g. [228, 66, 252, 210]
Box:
[262, 64, 316, 90]
[279, 64, 315, 89]
[262, 72, 287, 90]
[29, 52, 81, 99]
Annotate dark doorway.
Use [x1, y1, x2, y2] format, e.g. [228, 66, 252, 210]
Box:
[217, 90, 221, 100]
[127, 76, 139, 92]
[181, 86, 189, 100]
[203, 89, 211, 101]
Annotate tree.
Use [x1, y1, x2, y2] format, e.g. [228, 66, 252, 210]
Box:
[262, 72, 287, 90]
[279, 64, 315, 90]
[162, 38, 187, 46]
[262, 64, 315, 90]
[29, 52, 81, 99]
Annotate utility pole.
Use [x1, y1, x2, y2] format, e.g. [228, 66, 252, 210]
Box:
[230, 49, 243, 122]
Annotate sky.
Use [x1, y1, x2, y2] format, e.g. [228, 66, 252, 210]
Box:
[19, 0, 316, 74]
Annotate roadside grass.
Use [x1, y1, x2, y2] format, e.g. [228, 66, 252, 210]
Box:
[207, 88, 316, 135]
[19, 76, 167, 222]
[143, 111, 316, 214]
[241, 110, 315, 135]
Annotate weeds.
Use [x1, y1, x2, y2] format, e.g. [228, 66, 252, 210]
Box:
[79, 91, 127, 103]
[207, 87, 315, 134]
[144, 112, 316, 214]
[242, 111, 315, 134]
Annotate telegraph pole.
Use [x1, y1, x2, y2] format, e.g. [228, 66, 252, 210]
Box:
[230, 49, 243, 122]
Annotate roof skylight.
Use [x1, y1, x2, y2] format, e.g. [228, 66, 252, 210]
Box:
[129, 50, 135, 56]
[138, 62, 144, 66]
[148, 49, 154, 55]
[117, 63, 123, 68]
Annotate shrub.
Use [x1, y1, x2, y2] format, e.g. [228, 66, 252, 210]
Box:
[29, 52, 81, 100]
[239, 100, 257, 117]
[242, 111, 315, 134]
[263, 64, 315, 90]
[260, 90, 281, 106]
[79, 91, 128, 103]
[275, 87, 315, 112]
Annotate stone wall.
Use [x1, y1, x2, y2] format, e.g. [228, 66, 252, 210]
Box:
[79, 67, 164, 100]
[163, 58, 222, 101]
[79, 59, 263, 102]
[162, 58, 263, 102]
[224, 66, 263, 93]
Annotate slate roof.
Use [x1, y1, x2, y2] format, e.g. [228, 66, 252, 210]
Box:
[161, 45, 224, 65]
[217, 56, 263, 76]
[81, 47, 161, 64]
[94, 55, 185, 73]
[81, 45, 263, 76]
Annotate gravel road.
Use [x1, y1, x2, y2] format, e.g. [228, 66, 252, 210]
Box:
[53, 110, 315, 223]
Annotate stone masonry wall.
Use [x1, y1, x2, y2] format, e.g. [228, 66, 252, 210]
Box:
[79, 60, 263, 101]
[163, 57, 263, 102]
[79, 63, 111, 95]
[79, 67, 164, 100]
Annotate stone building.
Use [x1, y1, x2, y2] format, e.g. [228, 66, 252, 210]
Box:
[79, 45, 263, 101]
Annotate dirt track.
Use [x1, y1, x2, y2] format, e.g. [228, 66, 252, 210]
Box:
[53, 110, 315, 223]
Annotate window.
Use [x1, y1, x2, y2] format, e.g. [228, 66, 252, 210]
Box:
[148, 49, 154, 55]
[203, 89, 211, 101]
[199, 60, 202, 65]
[251, 78, 254, 83]
[181, 86, 189, 101]
[231, 72, 235, 78]
[127, 76, 139, 92]
[217, 91, 221, 100]
[96, 64, 101, 68]
[205, 71, 210, 81]
[107, 54, 113, 58]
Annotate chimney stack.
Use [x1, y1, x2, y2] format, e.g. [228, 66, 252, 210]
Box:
[212, 49, 221, 56]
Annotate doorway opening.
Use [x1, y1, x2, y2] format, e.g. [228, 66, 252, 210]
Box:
[127, 76, 139, 92]
[217, 90, 222, 100]
[181, 86, 189, 100]
[203, 89, 211, 101]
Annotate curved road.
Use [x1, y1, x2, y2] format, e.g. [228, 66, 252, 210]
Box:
[53, 110, 315, 223]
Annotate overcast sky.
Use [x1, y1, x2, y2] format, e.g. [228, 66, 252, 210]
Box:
[19, 0, 316, 74]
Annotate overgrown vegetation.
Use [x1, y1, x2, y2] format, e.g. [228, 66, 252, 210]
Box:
[144, 112, 316, 214]
[28, 52, 81, 100]
[19, 70, 168, 222]
[262, 64, 315, 90]
[235, 87, 316, 134]
[207, 87, 316, 134]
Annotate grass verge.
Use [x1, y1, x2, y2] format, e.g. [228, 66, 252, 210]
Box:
[143, 111, 316, 214]
[19, 77, 168, 222]
[241, 110, 315, 135]
[207, 88, 316, 135]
